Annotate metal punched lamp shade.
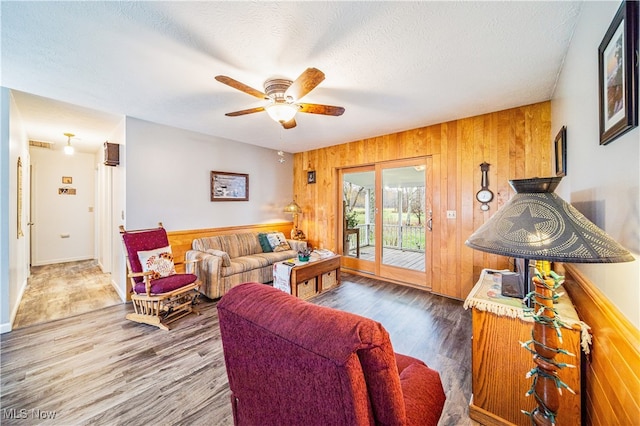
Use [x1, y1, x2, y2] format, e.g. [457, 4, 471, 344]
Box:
[465, 177, 634, 263]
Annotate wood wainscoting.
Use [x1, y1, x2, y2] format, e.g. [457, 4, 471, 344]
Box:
[167, 222, 293, 273]
[561, 264, 640, 425]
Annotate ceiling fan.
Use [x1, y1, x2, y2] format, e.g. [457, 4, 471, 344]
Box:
[215, 67, 345, 129]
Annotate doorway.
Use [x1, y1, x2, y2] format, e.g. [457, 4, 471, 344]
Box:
[18, 147, 121, 329]
[339, 157, 432, 289]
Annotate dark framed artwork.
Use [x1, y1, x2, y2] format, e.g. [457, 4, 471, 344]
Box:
[598, 0, 638, 145]
[307, 170, 316, 184]
[211, 171, 249, 201]
[554, 126, 567, 177]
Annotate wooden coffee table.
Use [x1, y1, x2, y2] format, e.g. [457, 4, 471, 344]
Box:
[289, 254, 341, 299]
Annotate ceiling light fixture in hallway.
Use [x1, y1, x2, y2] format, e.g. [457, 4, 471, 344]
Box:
[63, 132, 75, 155]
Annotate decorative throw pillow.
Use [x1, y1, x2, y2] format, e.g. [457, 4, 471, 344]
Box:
[258, 233, 273, 253]
[137, 246, 176, 280]
[266, 232, 292, 252]
[206, 249, 232, 267]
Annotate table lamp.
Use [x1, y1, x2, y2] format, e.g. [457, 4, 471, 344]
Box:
[465, 177, 633, 425]
[284, 199, 305, 240]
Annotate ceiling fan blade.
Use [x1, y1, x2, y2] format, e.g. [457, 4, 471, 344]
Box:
[215, 75, 268, 99]
[225, 106, 266, 117]
[281, 118, 297, 129]
[285, 68, 325, 101]
[298, 103, 345, 116]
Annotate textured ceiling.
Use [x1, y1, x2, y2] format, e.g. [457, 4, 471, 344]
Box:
[1, 1, 582, 154]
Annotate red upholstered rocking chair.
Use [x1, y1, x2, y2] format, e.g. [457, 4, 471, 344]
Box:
[120, 223, 200, 330]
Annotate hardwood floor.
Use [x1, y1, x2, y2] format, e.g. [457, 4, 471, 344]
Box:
[313, 274, 472, 426]
[1, 273, 472, 425]
[13, 260, 121, 329]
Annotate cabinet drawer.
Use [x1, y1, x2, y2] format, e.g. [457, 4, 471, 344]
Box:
[322, 270, 337, 290]
[297, 278, 317, 300]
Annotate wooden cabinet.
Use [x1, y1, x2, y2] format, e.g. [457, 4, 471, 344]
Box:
[467, 271, 583, 426]
[290, 255, 341, 299]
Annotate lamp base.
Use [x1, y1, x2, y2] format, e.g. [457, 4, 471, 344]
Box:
[514, 258, 535, 308]
[291, 227, 306, 240]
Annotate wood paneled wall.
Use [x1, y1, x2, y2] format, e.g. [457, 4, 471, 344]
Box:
[562, 264, 640, 425]
[293, 101, 551, 299]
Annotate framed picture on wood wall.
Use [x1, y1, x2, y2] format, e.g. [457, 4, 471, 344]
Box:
[554, 126, 567, 177]
[598, 0, 638, 145]
[211, 171, 249, 201]
[307, 170, 316, 184]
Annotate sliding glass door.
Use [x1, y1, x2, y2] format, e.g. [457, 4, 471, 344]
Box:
[381, 164, 426, 272]
[341, 166, 376, 274]
[340, 158, 432, 288]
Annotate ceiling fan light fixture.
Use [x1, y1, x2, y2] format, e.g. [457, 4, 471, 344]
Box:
[216, 68, 342, 129]
[265, 103, 298, 123]
[63, 132, 75, 155]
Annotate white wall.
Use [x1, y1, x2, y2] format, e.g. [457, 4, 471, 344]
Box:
[125, 117, 294, 230]
[1, 88, 11, 331]
[0, 107, 294, 313]
[101, 118, 127, 300]
[30, 148, 96, 265]
[551, 1, 639, 328]
[117, 117, 293, 297]
[0, 88, 31, 333]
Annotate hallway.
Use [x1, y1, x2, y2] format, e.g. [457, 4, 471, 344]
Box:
[13, 260, 122, 329]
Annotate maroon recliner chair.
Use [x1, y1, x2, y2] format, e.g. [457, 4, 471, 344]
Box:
[217, 283, 446, 425]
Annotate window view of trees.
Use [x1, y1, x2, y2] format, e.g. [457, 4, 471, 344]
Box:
[343, 182, 365, 229]
[343, 178, 425, 252]
[381, 186, 425, 251]
[342, 164, 427, 273]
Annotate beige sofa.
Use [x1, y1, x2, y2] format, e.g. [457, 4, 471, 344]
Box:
[185, 232, 307, 299]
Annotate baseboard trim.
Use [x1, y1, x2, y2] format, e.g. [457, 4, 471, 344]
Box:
[110, 277, 126, 301]
[0, 321, 12, 334]
[340, 267, 434, 294]
[31, 256, 94, 267]
[5, 276, 29, 333]
[469, 400, 517, 426]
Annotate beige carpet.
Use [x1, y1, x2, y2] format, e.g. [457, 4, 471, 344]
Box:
[13, 260, 122, 329]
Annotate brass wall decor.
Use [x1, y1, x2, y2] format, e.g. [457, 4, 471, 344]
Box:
[17, 157, 23, 238]
[475, 162, 494, 211]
